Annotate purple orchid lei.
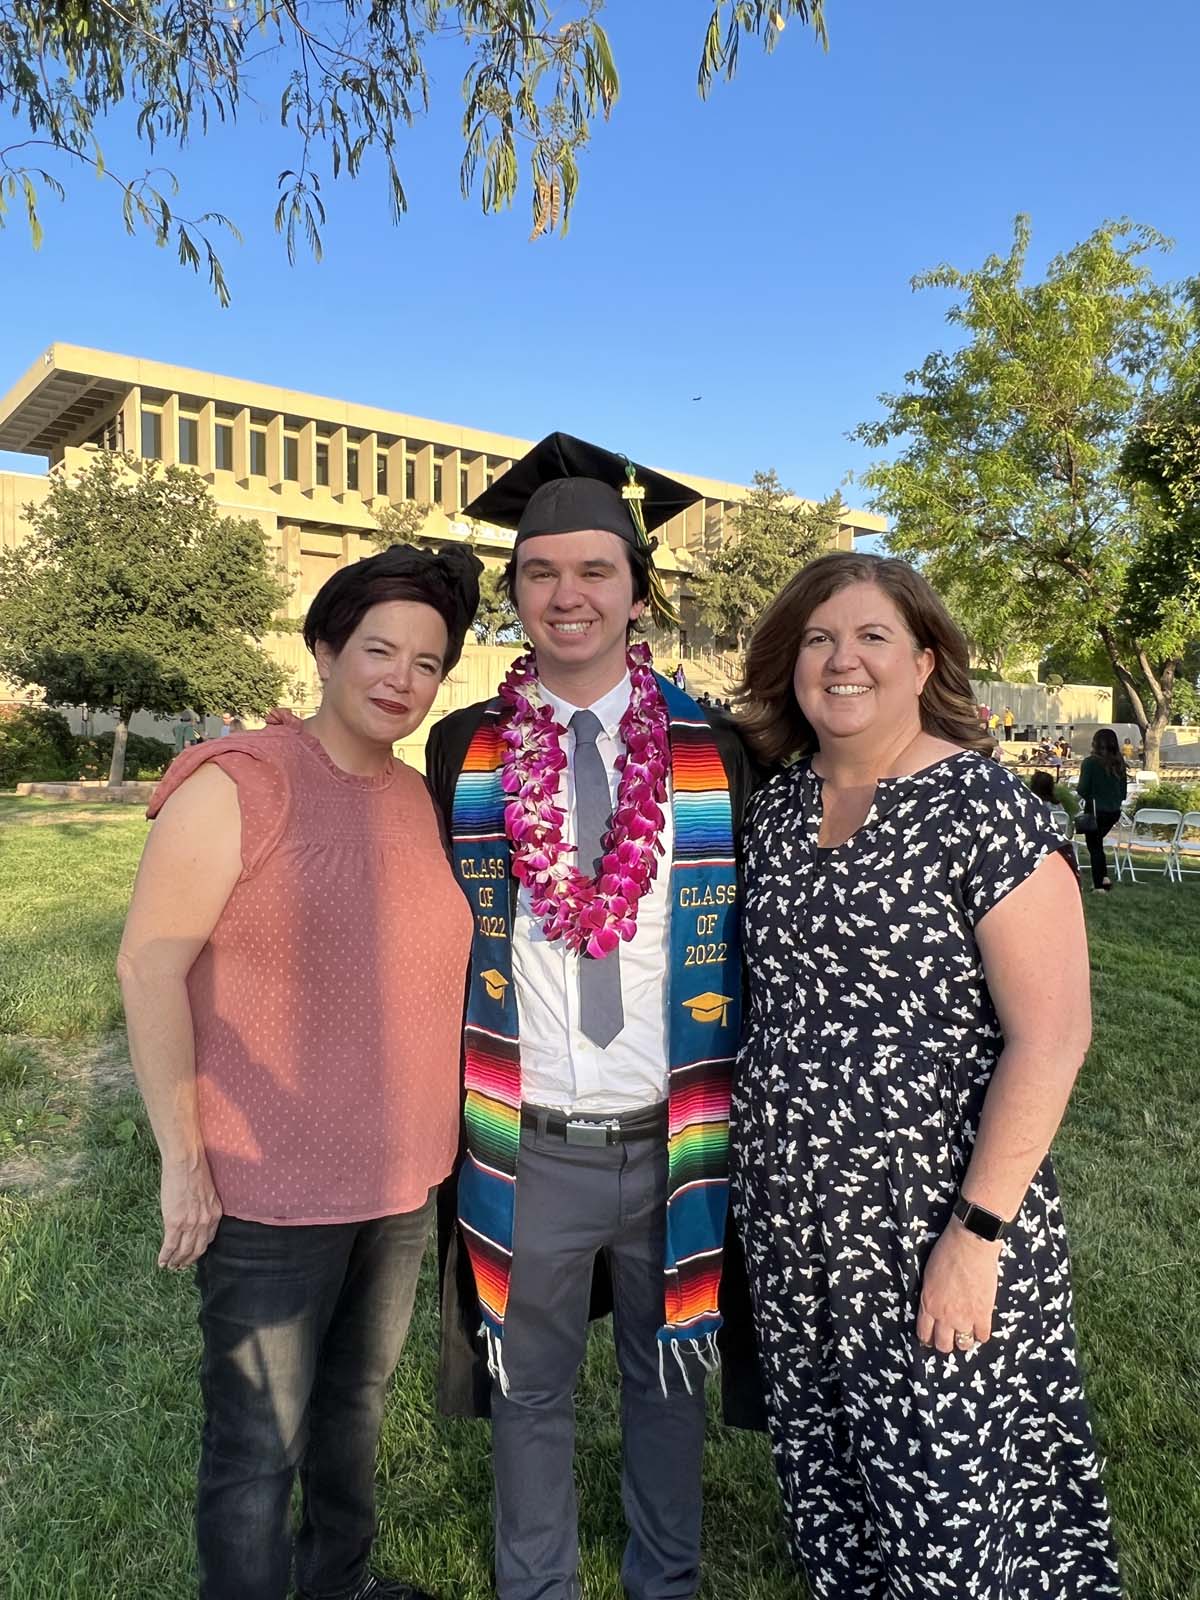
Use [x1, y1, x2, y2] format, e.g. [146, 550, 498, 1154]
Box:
[498, 642, 670, 959]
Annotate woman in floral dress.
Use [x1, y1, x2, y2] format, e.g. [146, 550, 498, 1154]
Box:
[732, 552, 1121, 1600]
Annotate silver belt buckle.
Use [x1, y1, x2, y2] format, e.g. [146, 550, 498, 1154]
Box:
[564, 1117, 620, 1147]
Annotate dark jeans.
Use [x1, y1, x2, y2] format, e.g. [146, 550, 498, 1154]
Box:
[194, 1194, 434, 1600]
[1082, 808, 1121, 888]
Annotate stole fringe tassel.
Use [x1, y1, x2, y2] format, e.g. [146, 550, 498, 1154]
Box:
[482, 1325, 511, 1397]
[483, 1327, 719, 1403]
[657, 1332, 722, 1398]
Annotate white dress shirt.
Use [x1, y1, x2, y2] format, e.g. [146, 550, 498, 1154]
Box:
[512, 672, 673, 1114]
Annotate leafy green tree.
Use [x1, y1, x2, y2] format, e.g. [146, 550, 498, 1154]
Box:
[452, 516, 521, 643]
[854, 216, 1200, 771]
[472, 565, 523, 644]
[1120, 374, 1200, 739]
[366, 500, 433, 551]
[0, 454, 291, 784]
[1171, 671, 1200, 725]
[0, 1, 826, 302]
[0, 704, 77, 786]
[689, 472, 844, 652]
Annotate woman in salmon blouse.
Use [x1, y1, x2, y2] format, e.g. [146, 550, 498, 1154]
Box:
[118, 543, 481, 1600]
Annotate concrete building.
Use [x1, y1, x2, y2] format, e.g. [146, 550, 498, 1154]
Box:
[0, 343, 885, 764]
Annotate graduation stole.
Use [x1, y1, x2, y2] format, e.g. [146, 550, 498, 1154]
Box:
[450, 672, 740, 1388]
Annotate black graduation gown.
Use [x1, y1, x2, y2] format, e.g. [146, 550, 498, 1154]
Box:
[425, 694, 768, 1430]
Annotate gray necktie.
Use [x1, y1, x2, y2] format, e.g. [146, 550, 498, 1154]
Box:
[571, 710, 624, 1047]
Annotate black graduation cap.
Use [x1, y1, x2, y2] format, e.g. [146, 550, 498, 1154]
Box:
[463, 432, 699, 626]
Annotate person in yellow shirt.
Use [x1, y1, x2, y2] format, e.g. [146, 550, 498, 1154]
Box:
[1002, 707, 1015, 741]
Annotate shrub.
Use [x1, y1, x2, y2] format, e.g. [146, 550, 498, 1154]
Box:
[74, 731, 175, 782]
[1131, 782, 1200, 816]
[0, 705, 78, 787]
[1053, 781, 1081, 817]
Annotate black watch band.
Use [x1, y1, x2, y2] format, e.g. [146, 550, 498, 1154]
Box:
[953, 1194, 1009, 1242]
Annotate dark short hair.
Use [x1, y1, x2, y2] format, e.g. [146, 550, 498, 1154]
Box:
[500, 537, 652, 610]
[303, 544, 480, 676]
[1029, 770, 1056, 802]
[737, 551, 993, 765]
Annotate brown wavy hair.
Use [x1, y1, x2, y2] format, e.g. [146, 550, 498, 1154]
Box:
[736, 551, 993, 765]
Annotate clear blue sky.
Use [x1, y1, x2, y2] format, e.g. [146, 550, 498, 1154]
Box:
[2, 0, 1198, 510]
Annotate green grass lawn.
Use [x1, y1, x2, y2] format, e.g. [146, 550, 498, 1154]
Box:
[1, 795, 1198, 1600]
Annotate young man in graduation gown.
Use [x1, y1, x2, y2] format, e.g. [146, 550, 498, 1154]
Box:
[426, 434, 763, 1600]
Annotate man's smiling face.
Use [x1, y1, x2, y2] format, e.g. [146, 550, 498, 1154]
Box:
[512, 529, 645, 690]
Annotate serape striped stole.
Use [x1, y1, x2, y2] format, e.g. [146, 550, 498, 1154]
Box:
[449, 674, 740, 1379]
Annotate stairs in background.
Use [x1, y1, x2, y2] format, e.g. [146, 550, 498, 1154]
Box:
[653, 649, 743, 703]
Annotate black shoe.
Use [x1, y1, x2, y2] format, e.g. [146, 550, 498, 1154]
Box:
[353, 1578, 439, 1600]
[298, 1575, 440, 1600]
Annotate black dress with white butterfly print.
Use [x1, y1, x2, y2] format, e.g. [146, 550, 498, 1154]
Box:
[732, 752, 1122, 1600]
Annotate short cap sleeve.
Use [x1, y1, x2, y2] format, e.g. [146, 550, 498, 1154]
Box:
[957, 760, 1072, 926]
[147, 735, 291, 878]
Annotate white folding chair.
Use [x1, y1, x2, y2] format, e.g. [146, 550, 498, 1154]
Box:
[1174, 811, 1200, 879]
[1048, 806, 1082, 864]
[1111, 811, 1135, 882]
[1114, 808, 1184, 883]
[1049, 806, 1072, 839]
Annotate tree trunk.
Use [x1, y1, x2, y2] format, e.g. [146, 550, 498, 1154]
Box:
[1131, 649, 1174, 774]
[1097, 624, 1150, 744]
[108, 712, 131, 786]
[1094, 624, 1180, 770]
[1140, 658, 1177, 775]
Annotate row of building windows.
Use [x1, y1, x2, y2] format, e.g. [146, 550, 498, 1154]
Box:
[139, 407, 485, 505]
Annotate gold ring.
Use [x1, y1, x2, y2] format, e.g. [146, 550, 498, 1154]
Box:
[954, 1330, 976, 1349]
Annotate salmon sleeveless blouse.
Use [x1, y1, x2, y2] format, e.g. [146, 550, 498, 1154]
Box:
[147, 712, 471, 1224]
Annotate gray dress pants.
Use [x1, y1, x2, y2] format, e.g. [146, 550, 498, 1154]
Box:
[491, 1121, 708, 1600]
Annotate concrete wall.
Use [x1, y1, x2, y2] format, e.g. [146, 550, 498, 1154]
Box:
[0, 470, 49, 554]
[969, 678, 1114, 732]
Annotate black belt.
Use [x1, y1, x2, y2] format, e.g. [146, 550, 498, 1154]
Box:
[520, 1102, 668, 1147]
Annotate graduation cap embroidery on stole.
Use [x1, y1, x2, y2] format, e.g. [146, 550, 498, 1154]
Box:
[681, 992, 733, 1027]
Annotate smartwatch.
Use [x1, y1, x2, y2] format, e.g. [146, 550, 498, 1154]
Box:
[953, 1194, 1010, 1242]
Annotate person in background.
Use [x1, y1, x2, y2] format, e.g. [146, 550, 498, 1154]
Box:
[118, 543, 481, 1600]
[1121, 736, 1135, 761]
[1077, 728, 1128, 893]
[1029, 768, 1057, 804]
[1003, 705, 1015, 741]
[672, 660, 687, 689]
[732, 550, 1120, 1598]
[218, 711, 235, 737]
[172, 709, 196, 755]
[1040, 738, 1063, 773]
